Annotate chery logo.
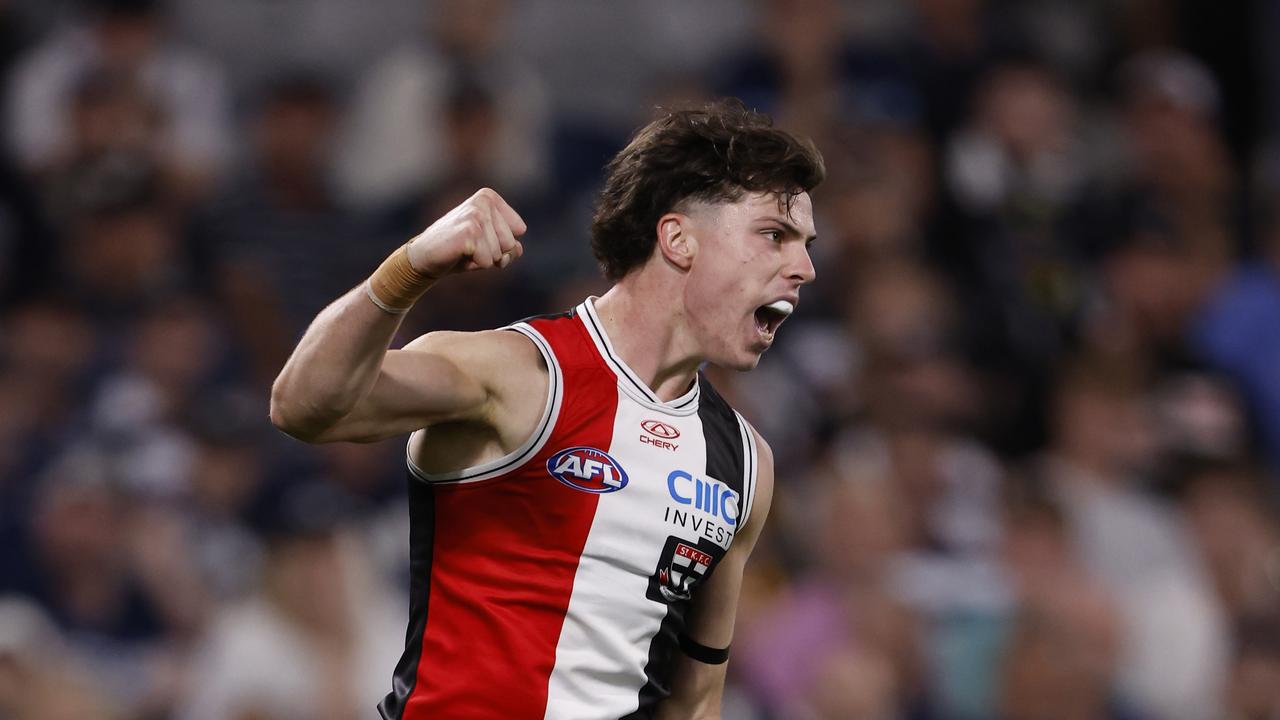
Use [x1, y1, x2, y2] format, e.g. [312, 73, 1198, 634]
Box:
[641, 420, 680, 439]
[640, 420, 680, 451]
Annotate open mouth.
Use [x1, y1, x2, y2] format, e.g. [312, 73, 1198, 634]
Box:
[753, 299, 794, 337]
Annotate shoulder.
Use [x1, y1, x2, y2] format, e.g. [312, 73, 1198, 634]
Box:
[743, 421, 774, 494]
[734, 431, 774, 560]
[402, 327, 547, 402]
[696, 376, 769, 462]
[753, 428, 775, 501]
[697, 375, 775, 535]
[695, 375, 774, 491]
[750, 425, 774, 477]
[402, 327, 538, 356]
[741, 420, 775, 539]
[403, 327, 545, 376]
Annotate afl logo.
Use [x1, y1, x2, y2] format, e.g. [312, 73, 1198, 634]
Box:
[547, 447, 629, 494]
[641, 420, 680, 440]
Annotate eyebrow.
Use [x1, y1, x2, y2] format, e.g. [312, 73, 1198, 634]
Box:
[760, 216, 818, 244]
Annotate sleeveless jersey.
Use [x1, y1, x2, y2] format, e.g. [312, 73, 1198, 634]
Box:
[378, 298, 760, 720]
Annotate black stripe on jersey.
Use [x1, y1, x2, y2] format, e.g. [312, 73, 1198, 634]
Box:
[624, 373, 747, 718]
[378, 477, 436, 719]
[696, 377, 748, 500]
[512, 307, 576, 326]
[625, 576, 688, 718]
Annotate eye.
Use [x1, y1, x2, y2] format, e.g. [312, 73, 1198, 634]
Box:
[763, 229, 783, 242]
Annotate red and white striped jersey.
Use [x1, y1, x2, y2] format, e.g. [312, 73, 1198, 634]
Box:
[378, 298, 761, 720]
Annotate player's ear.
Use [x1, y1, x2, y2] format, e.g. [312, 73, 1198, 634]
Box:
[656, 212, 696, 272]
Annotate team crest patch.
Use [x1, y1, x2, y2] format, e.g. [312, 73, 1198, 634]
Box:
[647, 535, 723, 603]
[547, 447, 629, 494]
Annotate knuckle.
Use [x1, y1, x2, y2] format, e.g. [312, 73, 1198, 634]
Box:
[461, 215, 484, 236]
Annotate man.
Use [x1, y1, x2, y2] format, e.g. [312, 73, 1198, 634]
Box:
[270, 101, 824, 719]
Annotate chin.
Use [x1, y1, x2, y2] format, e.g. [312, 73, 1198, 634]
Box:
[717, 350, 763, 372]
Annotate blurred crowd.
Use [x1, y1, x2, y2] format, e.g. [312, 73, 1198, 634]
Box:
[1, 0, 1279, 718]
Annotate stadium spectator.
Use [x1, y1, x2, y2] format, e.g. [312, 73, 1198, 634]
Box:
[336, 0, 552, 209]
[5, 0, 232, 200]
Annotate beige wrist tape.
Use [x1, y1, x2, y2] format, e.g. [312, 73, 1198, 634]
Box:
[365, 244, 435, 314]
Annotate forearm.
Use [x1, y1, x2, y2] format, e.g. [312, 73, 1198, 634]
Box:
[270, 188, 525, 442]
[269, 282, 415, 440]
[654, 657, 726, 720]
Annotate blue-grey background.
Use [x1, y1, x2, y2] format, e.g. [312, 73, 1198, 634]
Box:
[2, 1, 1279, 718]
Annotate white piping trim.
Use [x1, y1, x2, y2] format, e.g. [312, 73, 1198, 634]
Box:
[406, 322, 563, 484]
[575, 298, 700, 416]
[734, 411, 758, 528]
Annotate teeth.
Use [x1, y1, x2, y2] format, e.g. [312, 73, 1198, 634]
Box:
[765, 300, 794, 316]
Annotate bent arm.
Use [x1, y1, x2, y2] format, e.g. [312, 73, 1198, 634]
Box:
[656, 431, 776, 720]
[271, 291, 542, 445]
[269, 283, 425, 441]
[294, 327, 540, 444]
[270, 188, 526, 443]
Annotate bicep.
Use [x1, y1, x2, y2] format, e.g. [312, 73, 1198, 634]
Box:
[307, 332, 498, 443]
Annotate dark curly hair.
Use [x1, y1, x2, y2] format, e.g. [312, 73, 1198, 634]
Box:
[590, 100, 825, 281]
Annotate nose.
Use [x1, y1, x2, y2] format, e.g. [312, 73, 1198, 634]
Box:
[788, 243, 816, 285]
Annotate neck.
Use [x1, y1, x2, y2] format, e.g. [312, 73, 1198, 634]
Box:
[592, 278, 702, 402]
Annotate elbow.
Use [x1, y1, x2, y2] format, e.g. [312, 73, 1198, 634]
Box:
[269, 382, 338, 443]
[269, 394, 318, 442]
[268, 399, 306, 441]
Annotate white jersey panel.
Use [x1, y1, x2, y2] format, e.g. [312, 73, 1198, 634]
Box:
[541, 390, 711, 720]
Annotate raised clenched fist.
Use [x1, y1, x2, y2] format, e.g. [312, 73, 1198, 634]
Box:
[405, 188, 527, 278]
